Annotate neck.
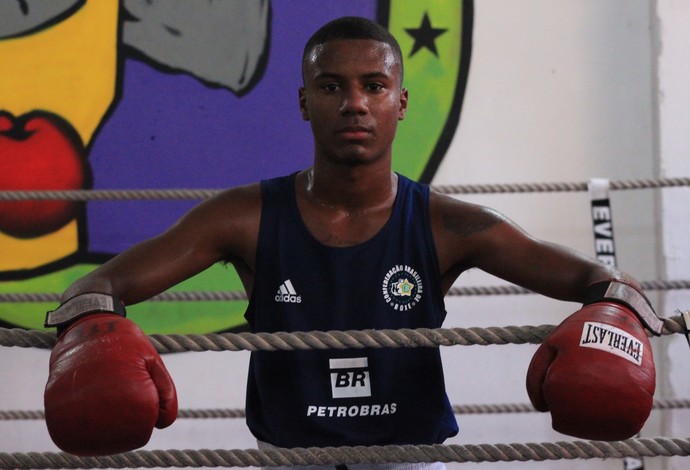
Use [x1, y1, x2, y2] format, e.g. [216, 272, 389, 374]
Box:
[303, 161, 397, 210]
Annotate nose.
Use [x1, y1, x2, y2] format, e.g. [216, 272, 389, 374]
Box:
[340, 86, 368, 115]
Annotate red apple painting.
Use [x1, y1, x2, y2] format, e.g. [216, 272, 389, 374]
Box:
[0, 111, 90, 239]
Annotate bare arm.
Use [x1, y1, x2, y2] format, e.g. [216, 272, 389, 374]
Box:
[62, 184, 261, 305]
[431, 192, 639, 301]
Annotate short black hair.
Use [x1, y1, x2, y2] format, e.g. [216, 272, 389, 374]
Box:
[302, 16, 404, 84]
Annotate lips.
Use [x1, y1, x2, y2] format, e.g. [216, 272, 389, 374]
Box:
[337, 125, 372, 140]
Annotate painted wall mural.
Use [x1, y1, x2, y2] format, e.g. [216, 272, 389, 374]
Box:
[0, 0, 472, 333]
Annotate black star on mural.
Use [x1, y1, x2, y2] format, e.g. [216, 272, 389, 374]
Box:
[405, 12, 447, 58]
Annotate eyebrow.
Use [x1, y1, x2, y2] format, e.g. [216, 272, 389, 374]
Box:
[313, 71, 392, 81]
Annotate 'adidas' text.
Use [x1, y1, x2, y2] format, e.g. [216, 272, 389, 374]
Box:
[275, 279, 302, 303]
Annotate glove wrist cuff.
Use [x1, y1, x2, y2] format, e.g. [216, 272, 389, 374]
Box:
[584, 281, 663, 335]
[45, 293, 126, 329]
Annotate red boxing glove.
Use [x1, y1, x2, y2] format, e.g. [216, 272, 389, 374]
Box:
[44, 313, 178, 456]
[526, 302, 655, 441]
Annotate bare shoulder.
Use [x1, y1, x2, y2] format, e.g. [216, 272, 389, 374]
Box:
[428, 190, 620, 301]
[171, 182, 263, 261]
[182, 182, 262, 225]
[429, 190, 510, 239]
[429, 190, 524, 285]
[208, 182, 262, 213]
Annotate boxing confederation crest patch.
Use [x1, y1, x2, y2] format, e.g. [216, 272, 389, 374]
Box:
[382, 264, 423, 311]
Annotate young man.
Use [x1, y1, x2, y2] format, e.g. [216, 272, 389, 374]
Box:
[43, 16, 659, 465]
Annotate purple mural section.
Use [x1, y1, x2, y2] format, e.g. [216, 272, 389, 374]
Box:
[87, 1, 377, 255]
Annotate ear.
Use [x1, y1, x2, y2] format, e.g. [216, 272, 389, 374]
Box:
[298, 87, 310, 121]
[398, 88, 409, 121]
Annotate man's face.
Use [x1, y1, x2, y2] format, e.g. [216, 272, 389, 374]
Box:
[299, 39, 407, 165]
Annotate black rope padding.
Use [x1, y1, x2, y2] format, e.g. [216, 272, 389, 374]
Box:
[1, 279, 688, 304]
[0, 314, 686, 353]
[0, 177, 688, 201]
[1, 437, 690, 468]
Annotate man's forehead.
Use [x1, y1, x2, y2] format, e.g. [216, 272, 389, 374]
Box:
[306, 39, 397, 65]
[304, 39, 400, 75]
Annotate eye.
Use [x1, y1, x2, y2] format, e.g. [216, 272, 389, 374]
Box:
[366, 83, 385, 92]
[323, 83, 340, 92]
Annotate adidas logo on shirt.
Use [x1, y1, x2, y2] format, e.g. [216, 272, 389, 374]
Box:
[275, 279, 302, 303]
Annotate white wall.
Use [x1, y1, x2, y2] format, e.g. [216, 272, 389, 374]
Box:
[3, 1, 689, 469]
[434, 1, 673, 469]
[655, 0, 690, 461]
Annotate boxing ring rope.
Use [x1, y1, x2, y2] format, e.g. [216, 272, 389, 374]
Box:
[3, 321, 690, 469]
[1, 312, 688, 352]
[5, 397, 690, 421]
[3, 437, 690, 469]
[2, 315, 690, 467]
[0, 176, 689, 201]
[1, 278, 690, 304]
[2, 177, 690, 467]
[2, 307, 690, 468]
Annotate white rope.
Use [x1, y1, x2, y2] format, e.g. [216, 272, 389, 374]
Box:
[4, 398, 690, 421]
[1, 279, 688, 304]
[0, 177, 688, 202]
[2, 437, 690, 469]
[0, 313, 686, 352]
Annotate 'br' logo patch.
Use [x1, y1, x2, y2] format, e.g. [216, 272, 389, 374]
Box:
[382, 264, 423, 311]
[330, 357, 371, 398]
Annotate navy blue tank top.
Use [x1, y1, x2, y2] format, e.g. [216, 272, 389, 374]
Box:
[244, 173, 458, 447]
